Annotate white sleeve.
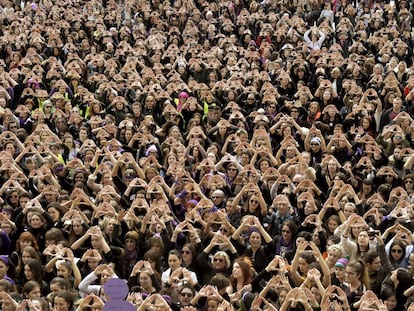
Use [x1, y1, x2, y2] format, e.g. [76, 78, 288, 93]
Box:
[78, 271, 101, 297]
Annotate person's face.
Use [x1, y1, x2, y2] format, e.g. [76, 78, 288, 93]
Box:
[368, 256, 381, 272]
[5, 143, 15, 156]
[328, 219, 339, 233]
[393, 99, 402, 111]
[30, 215, 43, 229]
[212, 255, 226, 270]
[259, 160, 269, 172]
[207, 153, 216, 163]
[352, 225, 364, 238]
[9, 191, 18, 204]
[24, 265, 33, 280]
[227, 166, 237, 178]
[276, 202, 288, 215]
[57, 264, 71, 278]
[249, 196, 260, 211]
[125, 238, 136, 251]
[343, 204, 356, 218]
[384, 295, 397, 310]
[326, 249, 340, 267]
[334, 267, 345, 280]
[240, 153, 250, 165]
[91, 235, 102, 249]
[0, 261, 8, 278]
[72, 221, 84, 235]
[298, 257, 309, 274]
[101, 269, 112, 284]
[139, 272, 152, 289]
[54, 297, 69, 311]
[48, 207, 60, 222]
[328, 160, 337, 171]
[281, 225, 292, 241]
[28, 286, 41, 299]
[310, 141, 320, 150]
[391, 245, 404, 261]
[358, 231, 369, 247]
[249, 232, 261, 248]
[168, 254, 181, 270]
[179, 288, 194, 306]
[103, 173, 112, 184]
[232, 262, 242, 279]
[88, 258, 100, 270]
[207, 299, 219, 311]
[181, 246, 192, 262]
[304, 202, 316, 215]
[345, 266, 360, 284]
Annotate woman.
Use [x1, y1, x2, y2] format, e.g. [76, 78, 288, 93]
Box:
[53, 290, 74, 311]
[71, 226, 114, 263]
[197, 250, 233, 285]
[21, 280, 42, 299]
[23, 259, 48, 295]
[229, 258, 253, 305]
[332, 257, 348, 287]
[272, 220, 298, 258]
[47, 203, 67, 228]
[341, 217, 373, 261]
[343, 260, 369, 308]
[316, 104, 343, 138]
[161, 249, 198, 288]
[116, 231, 141, 280]
[383, 268, 413, 310]
[26, 210, 53, 250]
[403, 174, 414, 193]
[67, 219, 89, 255]
[387, 239, 411, 268]
[381, 287, 397, 311]
[290, 244, 317, 287]
[9, 232, 40, 278]
[180, 243, 202, 283]
[231, 217, 273, 273]
[128, 261, 161, 294]
[316, 157, 344, 194]
[78, 264, 118, 297]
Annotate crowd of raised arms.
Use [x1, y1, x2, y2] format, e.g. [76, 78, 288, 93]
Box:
[0, 0, 413, 310]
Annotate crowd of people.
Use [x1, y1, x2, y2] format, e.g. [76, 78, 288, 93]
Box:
[0, 0, 414, 310]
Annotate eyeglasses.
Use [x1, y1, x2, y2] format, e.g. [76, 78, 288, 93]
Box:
[211, 196, 221, 199]
[228, 168, 237, 171]
[247, 98, 255, 101]
[391, 249, 403, 254]
[310, 143, 319, 146]
[45, 106, 52, 108]
[405, 180, 413, 184]
[9, 125, 17, 129]
[250, 200, 259, 204]
[181, 292, 193, 298]
[213, 258, 224, 263]
[182, 250, 191, 254]
[385, 174, 393, 178]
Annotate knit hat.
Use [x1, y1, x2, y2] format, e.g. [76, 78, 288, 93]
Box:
[310, 137, 321, 145]
[334, 258, 349, 269]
